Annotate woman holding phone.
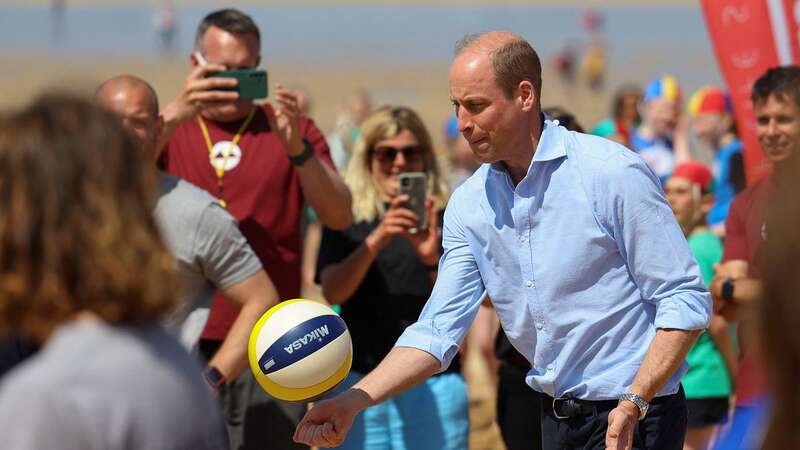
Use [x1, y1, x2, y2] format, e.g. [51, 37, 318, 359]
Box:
[315, 106, 466, 450]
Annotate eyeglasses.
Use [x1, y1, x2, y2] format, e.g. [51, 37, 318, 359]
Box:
[371, 145, 425, 165]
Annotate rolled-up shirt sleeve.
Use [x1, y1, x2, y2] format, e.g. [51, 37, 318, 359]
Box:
[394, 193, 486, 371]
[601, 152, 711, 330]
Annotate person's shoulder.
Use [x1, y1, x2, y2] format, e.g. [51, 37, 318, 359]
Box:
[157, 173, 221, 212]
[567, 130, 648, 175]
[449, 164, 490, 202]
[733, 176, 770, 204]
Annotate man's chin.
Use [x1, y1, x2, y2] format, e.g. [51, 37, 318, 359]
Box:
[765, 148, 794, 163]
[202, 103, 254, 123]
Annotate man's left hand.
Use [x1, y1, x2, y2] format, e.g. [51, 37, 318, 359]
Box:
[265, 84, 304, 156]
[605, 401, 638, 450]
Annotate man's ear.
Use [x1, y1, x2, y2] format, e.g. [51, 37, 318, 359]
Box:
[518, 80, 535, 112]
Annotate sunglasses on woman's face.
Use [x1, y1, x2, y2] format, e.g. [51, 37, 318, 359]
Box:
[371, 145, 425, 165]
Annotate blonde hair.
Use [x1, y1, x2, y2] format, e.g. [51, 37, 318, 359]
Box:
[344, 106, 449, 223]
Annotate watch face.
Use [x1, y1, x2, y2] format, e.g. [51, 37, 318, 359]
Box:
[205, 367, 225, 387]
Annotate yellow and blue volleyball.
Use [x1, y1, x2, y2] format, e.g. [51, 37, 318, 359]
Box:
[248, 299, 352, 402]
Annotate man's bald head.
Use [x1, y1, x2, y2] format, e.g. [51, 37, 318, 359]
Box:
[96, 75, 159, 118]
[96, 75, 163, 160]
[454, 31, 542, 101]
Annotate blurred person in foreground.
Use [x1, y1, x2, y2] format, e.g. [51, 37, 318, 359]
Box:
[712, 65, 800, 449]
[754, 145, 800, 450]
[631, 75, 691, 181]
[295, 31, 710, 450]
[687, 87, 745, 236]
[591, 84, 642, 147]
[663, 163, 736, 450]
[315, 106, 464, 450]
[96, 75, 279, 392]
[157, 8, 352, 449]
[0, 94, 226, 449]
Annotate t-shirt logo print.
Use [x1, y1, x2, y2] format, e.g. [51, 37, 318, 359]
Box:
[209, 141, 242, 172]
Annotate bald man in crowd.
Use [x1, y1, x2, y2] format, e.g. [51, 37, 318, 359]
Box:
[294, 32, 710, 450]
[96, 75, 278, 390]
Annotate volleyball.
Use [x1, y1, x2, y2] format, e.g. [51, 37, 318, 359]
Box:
[248, 299, 352, 402]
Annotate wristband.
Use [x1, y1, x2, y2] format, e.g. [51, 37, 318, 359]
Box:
[204, 366, 227, 391]
[721, 278, 735, 302]
[289, 139, 316, 166]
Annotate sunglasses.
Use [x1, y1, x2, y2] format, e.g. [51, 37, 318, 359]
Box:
[371, 145, 425, 164]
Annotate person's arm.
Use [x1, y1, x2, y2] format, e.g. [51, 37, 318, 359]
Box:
[294, 347, 439, 447]
[711, 275, 762, 323]
[606, 328, 701, 449]
[208, 270, 279, 381]
[598, 152, 710, 449]
[192, 202, 277, 383]
[295, 189, 485, 447]
[265, 86, 352, 230]
[707, 315, 738, 381]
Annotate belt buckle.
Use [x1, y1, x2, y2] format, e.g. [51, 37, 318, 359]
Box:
[552, 397, 570, 420]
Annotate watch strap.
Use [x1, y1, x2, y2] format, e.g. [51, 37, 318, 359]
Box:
[721, 278, 735, 302]
[620, 392, 649, 420]
[204, 366, 227, 391]
[289, 139, 316, 166]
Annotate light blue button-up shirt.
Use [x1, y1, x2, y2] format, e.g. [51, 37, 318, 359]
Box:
[395, 120, 711, 400]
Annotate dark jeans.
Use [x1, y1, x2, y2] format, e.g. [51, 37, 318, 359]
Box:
[540, 387, 687, 450]
[497, 363, 543, 450]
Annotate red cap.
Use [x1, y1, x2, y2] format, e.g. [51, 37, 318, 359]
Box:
[671, 162, 713, 191]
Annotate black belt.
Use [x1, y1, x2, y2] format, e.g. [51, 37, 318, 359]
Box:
[543, 394, 619, 420]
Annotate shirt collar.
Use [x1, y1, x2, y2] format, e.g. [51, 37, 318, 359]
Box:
[488, 116, 568, 177]
[532, 119, 568, 162]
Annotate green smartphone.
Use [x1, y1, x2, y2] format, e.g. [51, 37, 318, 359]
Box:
[208, 69, 268, 100]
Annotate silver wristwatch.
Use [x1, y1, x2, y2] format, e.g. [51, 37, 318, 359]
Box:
[619, 393, 649, 420]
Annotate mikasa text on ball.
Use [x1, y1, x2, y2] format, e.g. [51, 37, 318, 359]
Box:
[248, 299, 352, 401]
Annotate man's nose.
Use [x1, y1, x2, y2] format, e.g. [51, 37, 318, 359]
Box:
[766, 120, 780, 136]
[457, 110, 472, 134]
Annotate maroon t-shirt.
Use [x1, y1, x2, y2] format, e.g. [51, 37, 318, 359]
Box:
[161, 107, 335, 340]
[722, 176, 774, 406]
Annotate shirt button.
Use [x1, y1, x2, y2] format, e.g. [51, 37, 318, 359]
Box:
[525, 280, 533, 287]
[518, 235, 527, 242]
[546, 363, 554, 371]
[535, 322, 543, 330]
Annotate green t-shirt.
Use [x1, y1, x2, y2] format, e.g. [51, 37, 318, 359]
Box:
[682, 230, 733, 399]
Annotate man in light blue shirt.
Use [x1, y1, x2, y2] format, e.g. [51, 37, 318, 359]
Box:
[295, 32, 710, 450]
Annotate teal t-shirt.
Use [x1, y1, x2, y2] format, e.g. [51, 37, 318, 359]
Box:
[682, 230, 733, 399]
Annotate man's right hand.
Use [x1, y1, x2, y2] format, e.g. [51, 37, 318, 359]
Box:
[293, 389, 369, 447]
[161, 63, 238, 127]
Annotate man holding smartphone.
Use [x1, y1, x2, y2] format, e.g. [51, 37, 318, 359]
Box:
[158, 8, 352, 450]
[295, 32, 710, 450]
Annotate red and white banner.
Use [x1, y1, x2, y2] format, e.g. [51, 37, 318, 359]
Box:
[701, 0, 800, 183]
